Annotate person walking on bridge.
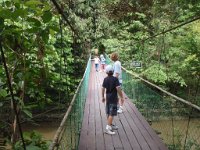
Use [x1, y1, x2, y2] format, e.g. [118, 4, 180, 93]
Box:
[102, 65, 124, 135]
[94, 55, 100, 72]
[111, 52, 124, 113]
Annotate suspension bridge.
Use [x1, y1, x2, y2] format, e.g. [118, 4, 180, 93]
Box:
[48, 57, 200, 150]
[0, 3, 199, 148]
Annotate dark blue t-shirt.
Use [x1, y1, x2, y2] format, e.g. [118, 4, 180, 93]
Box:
[102, 76, 120, 104]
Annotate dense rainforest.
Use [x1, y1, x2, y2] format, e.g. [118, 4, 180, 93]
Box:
[0, 0, 199, 149]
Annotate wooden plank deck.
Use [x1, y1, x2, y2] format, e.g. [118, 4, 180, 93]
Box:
[79, 62, 168, 150]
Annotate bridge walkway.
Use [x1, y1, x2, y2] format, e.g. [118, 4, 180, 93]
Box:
[78, 62, 168, 150]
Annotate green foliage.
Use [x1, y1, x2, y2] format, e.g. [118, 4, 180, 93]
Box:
[143, 63, 168, 84]
[0, 0, 90, 107]
[168, 129, 200, 150]
[14, 131, 50, 150]
[0, 89, 8, 98]
[185, 139, 200, 150]
[1, 0, 200, 147]
[0, 0, 92, 145]
[98, 0, 200, 103]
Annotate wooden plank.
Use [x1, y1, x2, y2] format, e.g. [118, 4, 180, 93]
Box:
[114, 115, 132, 150]
[78, 66, 93, 150]
[97, 73, 115, 150]
[125, 96, 168, 150]
[118, 112, 144, 150]
[98, 73, 124, 150]
[94, 72, 105, 150]
[86, 65, 96, 150]
[112, 118, 123, 150]
[123, 102, 159, 150]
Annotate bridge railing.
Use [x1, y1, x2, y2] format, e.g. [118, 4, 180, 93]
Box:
[49, 55, 91, 150]
[122, 68, 200, 150]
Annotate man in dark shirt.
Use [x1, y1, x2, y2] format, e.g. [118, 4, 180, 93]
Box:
[102, 65, 124, 135]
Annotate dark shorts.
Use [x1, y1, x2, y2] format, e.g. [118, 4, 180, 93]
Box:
[106, 103, 118, 116]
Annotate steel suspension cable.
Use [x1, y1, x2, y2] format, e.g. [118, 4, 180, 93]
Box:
[183, 77, 200, 149]
[141, 15, 200, 43]
[0, 39, 26, 150]
[157, 31, 165, 79]
[59, 17, 63, 106]
[170, 98, 175, 148]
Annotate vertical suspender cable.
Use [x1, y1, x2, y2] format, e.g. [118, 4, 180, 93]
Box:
[59, 17, 63, 106]
[171, 100, 175, 148]
[183, 78, 199, 149]
[0, 39, 26, 150]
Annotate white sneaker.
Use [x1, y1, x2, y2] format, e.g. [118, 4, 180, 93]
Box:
[119, 106, 123, 110]
[111, 124, 118, 130]
[117, 108, 123, 113]
[105, 125, 115, 135]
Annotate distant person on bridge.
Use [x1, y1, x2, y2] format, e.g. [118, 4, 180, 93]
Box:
[102, 65, 124, 135]
[94, 55, 100, 72]
[111, 52, 124, 113]
[100, 54, 106, 72]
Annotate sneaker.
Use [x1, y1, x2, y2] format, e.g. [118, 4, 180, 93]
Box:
[105, 125, 115, 135]
[117, 108, 123, 114]
[119, 106, 123, 110]
[111, 124, 118, 130]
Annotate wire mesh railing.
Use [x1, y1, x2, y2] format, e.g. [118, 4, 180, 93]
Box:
[49, 55, 91, 150]
[122, 69, 200, 150]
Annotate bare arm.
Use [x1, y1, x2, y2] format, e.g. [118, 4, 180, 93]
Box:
[102, 87, 105, 103]
[114, 73, 120, 78]
[116, 86, 124, 102]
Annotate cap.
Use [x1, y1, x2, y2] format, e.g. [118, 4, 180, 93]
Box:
[105, 65, 113, 73]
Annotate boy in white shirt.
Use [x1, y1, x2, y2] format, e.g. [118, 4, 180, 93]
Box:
[94, 56, 100, 72]
[111, 52, 124, 113]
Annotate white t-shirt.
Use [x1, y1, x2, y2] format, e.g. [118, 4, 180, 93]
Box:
[113, 60, 122, 83]
[94, 57, 100, 64]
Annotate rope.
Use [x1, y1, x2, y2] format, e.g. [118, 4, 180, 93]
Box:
[0, 39, 26, 150]
[141, 15, 200, 43]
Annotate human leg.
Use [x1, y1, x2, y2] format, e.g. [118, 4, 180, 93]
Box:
[105, 103, 117, 134]
[117, 83, 124, 113]
[107, 115, 113, 125]
[101, 64, 104, 72]
[97, 64, 99, 71]
[95, 64, 98, 71]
